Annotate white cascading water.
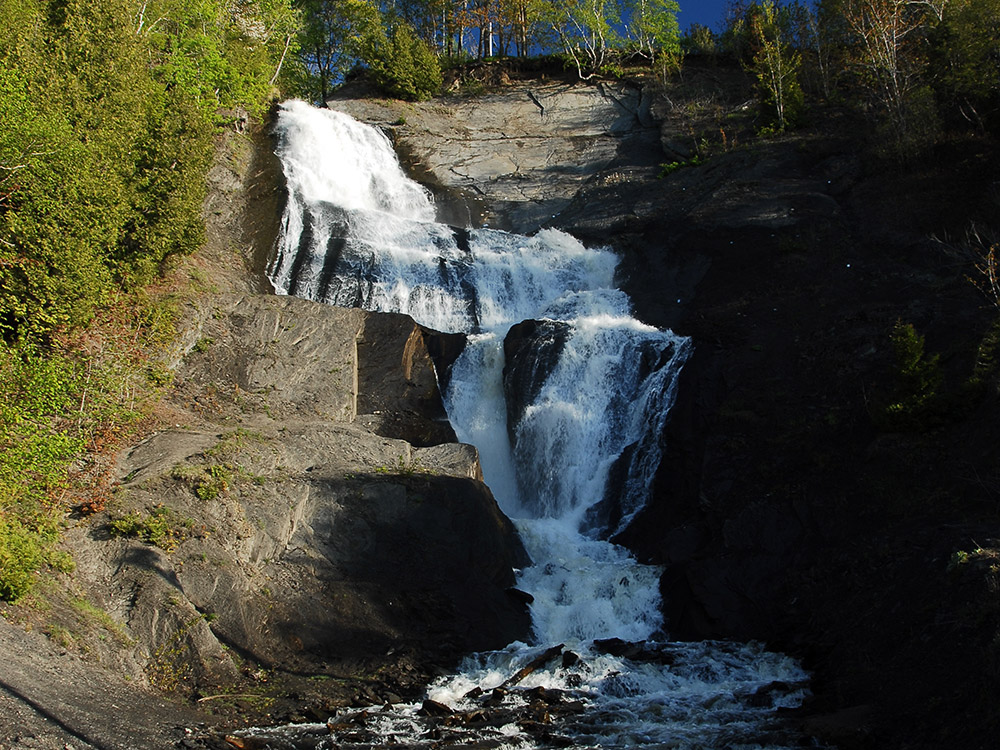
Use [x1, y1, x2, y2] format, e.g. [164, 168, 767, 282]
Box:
[255, 100, 814, 749]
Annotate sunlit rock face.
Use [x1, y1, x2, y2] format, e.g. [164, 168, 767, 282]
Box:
[106, 293, 531, 689]
[326, 81, 663, 233]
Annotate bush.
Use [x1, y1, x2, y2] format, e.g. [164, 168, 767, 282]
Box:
[0, 516, 48, 602]
[365, 23, 443, 101]
[108, 505, 194, 552]
[881, 320, 943, 427]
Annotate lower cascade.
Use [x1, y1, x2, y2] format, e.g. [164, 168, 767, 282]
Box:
[248, 99, 815, 749]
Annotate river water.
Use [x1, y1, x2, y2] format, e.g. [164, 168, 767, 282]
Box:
[245, 100, 816, 749]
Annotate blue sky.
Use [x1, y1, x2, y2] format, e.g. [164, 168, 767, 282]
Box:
[677, 0, 730, 31]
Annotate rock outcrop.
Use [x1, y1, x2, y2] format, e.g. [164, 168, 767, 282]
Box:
[502, 318, 571, 443]
[67, 294, 530, 714]
[327, 69, 1000, 749]
[326, 80, 663, 233]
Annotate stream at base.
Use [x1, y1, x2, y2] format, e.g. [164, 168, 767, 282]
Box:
[238, 100, 820, 749]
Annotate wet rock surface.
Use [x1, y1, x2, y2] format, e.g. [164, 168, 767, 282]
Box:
[220, 640, 809, 750]
[502, 319, 571, 442]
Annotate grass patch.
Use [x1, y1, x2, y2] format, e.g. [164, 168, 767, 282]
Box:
[374, 454, 430, 477]
[108, 504, 202, 552]
[69, 595, 131, 644]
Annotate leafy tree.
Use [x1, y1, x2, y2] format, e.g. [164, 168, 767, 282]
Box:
[747, 0, 805, 130]
[296, 0, 382, 101]
[545, 0, 623, 78]
[139, 0, 299, 119]
[682, 22, 719, 55]
[786, 0, 841, 98]
[0, 0, 300, 600]
[629, 0, 682, 76]
[929, 0, 1000, 134]
[364, 19, 444, 99]
[842, 0, 940, 154]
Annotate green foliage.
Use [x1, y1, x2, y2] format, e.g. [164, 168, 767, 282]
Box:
[192, 337, 214, 353]
[0, 0, 295, 343]
[929, 0, 1000, 135]
[744, 1, 806, 132]
[0, 514, 50, 602]
[296, 0, 383, 101]
[374, 454, 429, 476]
[364, 21, 443, 100]
[140, 0, 299, 120]
[966, 317, 1000, 398]
[0, 0, 295, 598]
[108, 505, 194, 551]
[881, 320, 943, 427]
[545, 0, 624, 78]
[0, 340, 94, 600]
[658, 155, 704, 176]
[682, 23, 718, 56]
[171, 462, 233, 501]
[628, 0, 682, 75]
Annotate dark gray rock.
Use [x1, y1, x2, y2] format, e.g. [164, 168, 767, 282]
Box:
[502, 319, 571, 441]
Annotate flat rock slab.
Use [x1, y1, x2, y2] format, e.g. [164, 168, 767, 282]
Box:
[327, 81, 663, 232]
[0, 618, 200, 750]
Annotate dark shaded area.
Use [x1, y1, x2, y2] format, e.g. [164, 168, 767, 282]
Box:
[502, 319, 571, 442]
[246, 116, 289, 289]
[422, 327, 467, 393]
[258, 472, 531, 667]
[357, 312, 458, 446]
[557, 105, 1000, 749]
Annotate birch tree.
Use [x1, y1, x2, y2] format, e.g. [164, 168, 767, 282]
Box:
[545, 0, 620, 78]
[748, 0, 805, 130]
[628, 0, 682, 76]
[843, 0, 940, 152]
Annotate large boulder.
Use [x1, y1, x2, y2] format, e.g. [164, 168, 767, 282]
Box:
[502, 319, 571, 442]
[76, 294, 530, 702]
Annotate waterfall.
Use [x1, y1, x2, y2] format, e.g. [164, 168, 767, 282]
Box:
[253, 99, 814, 749]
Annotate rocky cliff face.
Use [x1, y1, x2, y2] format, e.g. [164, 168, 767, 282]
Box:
[327, 69, 1000, 749]
[327, 80, 663, 233]
[1, 124, 532, 747]
[55, 293, 531, 725]
[6, 69, 998, 750]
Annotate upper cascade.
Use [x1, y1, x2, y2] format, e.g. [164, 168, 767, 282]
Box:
[277, 100, 435, 220]
[269, 100, 690, 536]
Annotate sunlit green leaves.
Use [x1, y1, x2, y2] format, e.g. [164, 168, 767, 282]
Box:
[364, 19, 444, 100]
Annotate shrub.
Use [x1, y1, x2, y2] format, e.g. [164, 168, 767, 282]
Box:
[881, 320, 943, 427]
[365, 23, 443, 101]
[108, 505, 194, 552]
[0, 516, 48, 601]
